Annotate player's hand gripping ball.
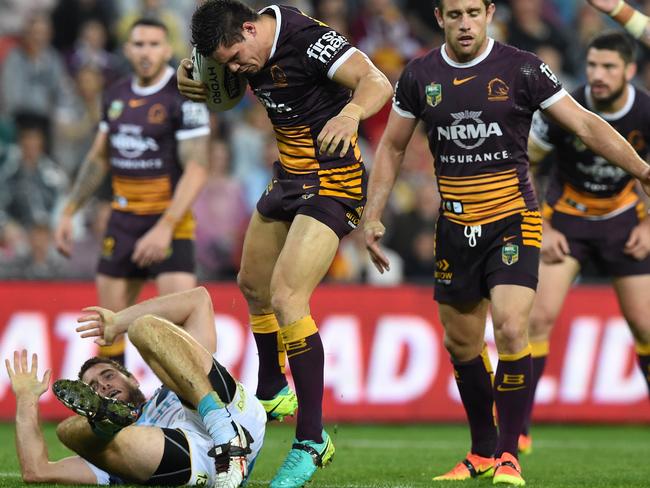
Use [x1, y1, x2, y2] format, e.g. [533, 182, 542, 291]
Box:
[191, 46, 247, 112]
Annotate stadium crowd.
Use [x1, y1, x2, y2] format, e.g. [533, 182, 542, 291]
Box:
[0, 0, 647, 283]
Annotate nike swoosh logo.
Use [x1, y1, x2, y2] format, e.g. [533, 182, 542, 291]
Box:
[496, 385, 526, 392]
[128, 98, 147, 108]
[302, 184, 316, 190]
[503, 235, 517, 242]
[453, 75, 477, 86]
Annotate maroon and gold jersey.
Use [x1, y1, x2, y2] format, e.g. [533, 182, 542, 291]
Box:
[530, 84, 650, 220]
[247, 5, 363, 200]
[100, 66, 210, 237]
[394, 39, 566, 226]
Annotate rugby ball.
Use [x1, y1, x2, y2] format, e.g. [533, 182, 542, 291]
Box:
[191, 46, 247, 112]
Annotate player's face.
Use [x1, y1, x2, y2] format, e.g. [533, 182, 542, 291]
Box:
[435, 0, 495, 63]
[82, 363, 145, 405]
[124, 25, 172, 85]
[586, 48, 635, 106]
[211, 22, 268, 75]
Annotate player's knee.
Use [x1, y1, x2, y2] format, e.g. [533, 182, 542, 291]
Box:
[237, 271, 266, 304]
[493, 318, 528, 349]
[270, 285, 302, 315]
[528, 307, 555, 339]
[443, 332, 482, 360]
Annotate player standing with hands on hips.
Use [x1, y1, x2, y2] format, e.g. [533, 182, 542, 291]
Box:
[177, 1, 393, 487]
[362, 0, 650, 485]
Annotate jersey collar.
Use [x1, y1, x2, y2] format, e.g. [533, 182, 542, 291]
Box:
[585, 83, 635, 121]
[259, 5, 281, 59]
[441, 37, 494, 68]
[131, 66, 174, 96]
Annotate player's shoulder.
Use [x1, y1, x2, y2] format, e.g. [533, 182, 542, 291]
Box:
[401, 48, 439, 78]
[104, 74, 132, 99]
[631, 83, 650, 106]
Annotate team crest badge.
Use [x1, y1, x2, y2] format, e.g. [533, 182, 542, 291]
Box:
[502, 243, 519, 266]
[425, 83, 442, 107]
[487, 78, 509, 101]
[108, 100, 124, 120]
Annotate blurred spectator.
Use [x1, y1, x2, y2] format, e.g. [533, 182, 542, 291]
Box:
[385, 183, 439, 282]
[0, 223, 67, 279]
[0, 11, 73, 122]
[50, 0, 117, 53]
[506, 0, 575, 74]
[116, 0, 189, 61]
[535, 44, 578, 91]
[0, 113, 67, 231]
[351, 0, 422, 61]
[0, 0, 56, 37]
[65, 20, 124, 82]
[229, 99, 274, 209]
[314, 0, 351, 37]
[193, 139, 249, 280]
[52, 64, 104, 177]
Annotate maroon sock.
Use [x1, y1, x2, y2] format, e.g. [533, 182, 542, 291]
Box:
[522, 355, 547, 435]
[253, 331, 287, 400]
[287, 332, 324, 442]
[494, 350, 532, 458]
[637, 352, 650, 398]
[453, 352, 497, 457]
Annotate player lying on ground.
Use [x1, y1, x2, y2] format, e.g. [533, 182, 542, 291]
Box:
[6, 287, 265, 487]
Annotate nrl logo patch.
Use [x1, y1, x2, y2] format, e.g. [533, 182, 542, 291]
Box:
[425, 83, 442, 107]
[108, 100, 124, 120]
[502, 243, 519, 266]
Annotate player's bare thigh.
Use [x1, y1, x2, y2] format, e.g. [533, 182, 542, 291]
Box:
[528, 257, 580, 342]
[438, 299, 489, 361]
[59, 417, 165, 484]
[270, 214, 340, 325]
[96, 274, 144, 310]
[238, 210, 290, 314]
[156, 271, 197, 296]
[613, 274, 650, 343]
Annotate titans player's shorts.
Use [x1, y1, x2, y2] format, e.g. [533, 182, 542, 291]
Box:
[550, 205, 650, 276]
[256, 162, 367, 239]
[97, 210, 195, 279]
[434, 211, 542, 304]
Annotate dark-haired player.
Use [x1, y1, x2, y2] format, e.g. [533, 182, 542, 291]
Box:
[6, 287, 266, 488]
[177, 1, 393, 487]
[362, 0, 650, 485]
[521, 31, 650, 455]
[55, 18, 210, 365]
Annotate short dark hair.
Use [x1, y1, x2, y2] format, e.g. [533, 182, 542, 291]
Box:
[587, 31, 637, 65]
[435, 0, 493, 12]
[129, 17, 169, 36]
[191, 0, 259, 57]
[78, 356, 133, 381]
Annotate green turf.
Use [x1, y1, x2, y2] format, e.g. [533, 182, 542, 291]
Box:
[0, 422, 648, 487]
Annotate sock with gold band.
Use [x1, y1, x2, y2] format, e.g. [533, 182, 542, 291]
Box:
[635, 342, 650, 396]
[522, 341, 549, 436]
[281, 315, 323, 442]
[494, 345, 532, 458]
[451, 344, 497, 457]
[251, 313, 287, 400]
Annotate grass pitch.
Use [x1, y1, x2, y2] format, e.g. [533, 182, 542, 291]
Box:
[0, 422, 648, 487]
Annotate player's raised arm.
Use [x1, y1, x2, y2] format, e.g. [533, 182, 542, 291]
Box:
[542, 94, 650, 195]
[77, 286, 216, 351]
[6, 350, 99, 485]
[317, 51, 393, 157]
[54, 130, 109, 257]
[588, 0, 650, 47]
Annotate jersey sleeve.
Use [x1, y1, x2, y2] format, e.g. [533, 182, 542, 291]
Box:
[98, 91, 111, 133]
[529, 110, 555, 151]
[519, 52, 567, 111]
[392, 66, 420, 119]
[293, 19, 356, 80]
[175, 98, 210, 141]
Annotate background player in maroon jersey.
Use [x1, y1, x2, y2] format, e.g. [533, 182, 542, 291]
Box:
[362, 0, 650, 485]
[178, 1, 393, 487]
[522, 31, 650, 455]
[54, 19, 210, 365]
